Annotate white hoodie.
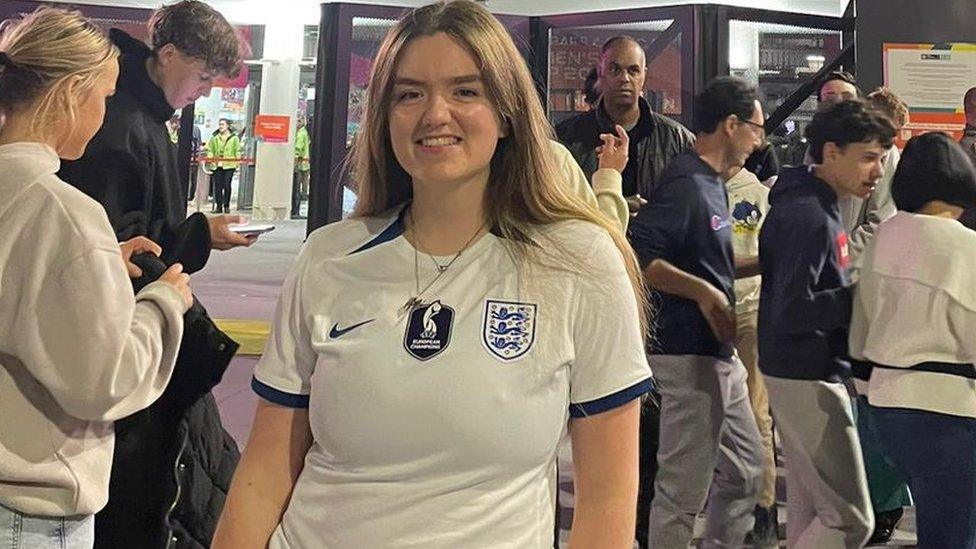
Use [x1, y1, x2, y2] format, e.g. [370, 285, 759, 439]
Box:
[0, 143, 187, 517]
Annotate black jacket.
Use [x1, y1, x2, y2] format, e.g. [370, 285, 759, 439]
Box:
[94, 253, 240, 549]
[758, 165, 853, 381]
[58, 29, 211, 265]
[555, 97, 694, 198]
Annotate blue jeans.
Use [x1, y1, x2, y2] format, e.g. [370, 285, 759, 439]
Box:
[0, 504, 93, 549]
[871, 406, 976, 549]
[853, 396, 912, 512]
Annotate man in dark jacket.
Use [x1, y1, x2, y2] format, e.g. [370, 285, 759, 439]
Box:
[59, 0, 255, 261]
[555, 38, 692, 548]
[758, 99, 895, 548]
[56, 2, 252, 547]
[556, 35, 693, 215]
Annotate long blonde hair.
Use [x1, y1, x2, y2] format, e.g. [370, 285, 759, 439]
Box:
[350, 0, 649, 332]
[0, 7, 118, 134]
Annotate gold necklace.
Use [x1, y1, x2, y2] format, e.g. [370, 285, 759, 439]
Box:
[399, 209, 486, 316]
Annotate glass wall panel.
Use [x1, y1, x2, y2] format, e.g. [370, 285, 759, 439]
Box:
[548, 20, 683, 126]
[729, 20, 842, 165]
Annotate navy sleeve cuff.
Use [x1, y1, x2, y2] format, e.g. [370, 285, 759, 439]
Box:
[570, 377, 655, 418]
[252, 377, 310, 408]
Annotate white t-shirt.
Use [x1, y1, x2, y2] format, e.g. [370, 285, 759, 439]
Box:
[254, 209, 652, 548]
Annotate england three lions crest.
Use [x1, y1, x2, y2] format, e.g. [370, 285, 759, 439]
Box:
[482, 300, 538, 362]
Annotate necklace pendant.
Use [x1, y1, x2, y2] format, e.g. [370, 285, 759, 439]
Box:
[437, 264, 448, 273]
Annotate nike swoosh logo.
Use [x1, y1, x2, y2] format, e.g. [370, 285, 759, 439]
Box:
[329, 319, 375, 339]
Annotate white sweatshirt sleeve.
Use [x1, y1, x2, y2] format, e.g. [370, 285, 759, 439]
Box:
[590, 168, 628, 232]
[14, 246, 187, 422]
[551, 140, 629, 233]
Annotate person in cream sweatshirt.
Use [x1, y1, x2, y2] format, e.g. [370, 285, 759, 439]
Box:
[0, 140, 190, 517]
[0, 7, 191, 536]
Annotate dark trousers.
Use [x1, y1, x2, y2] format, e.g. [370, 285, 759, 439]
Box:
[636, 392, 661, 548]
[291, 170, 304, 217]
[212, 167, 235, 213]
[854, 396, 912, 513]
[872, 405, 976, 549]
[187, 162, 199, 200]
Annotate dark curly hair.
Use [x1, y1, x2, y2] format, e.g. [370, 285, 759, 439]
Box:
[583, 66, 600, 107]
[148, 0, 242, 77]
[805, 99, 895, 163]
[819, 70, 861, 101]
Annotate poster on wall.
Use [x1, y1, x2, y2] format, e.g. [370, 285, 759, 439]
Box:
[221, 88, 246, 110]
[884, 42, 976, 145]
[254, 115, 291, 143]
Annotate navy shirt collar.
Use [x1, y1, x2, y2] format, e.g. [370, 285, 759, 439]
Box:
[805, 164, 841, 204]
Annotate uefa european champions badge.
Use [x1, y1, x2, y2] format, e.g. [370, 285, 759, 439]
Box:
[482, 300, 538, 362]
[403, 300, 455, 361]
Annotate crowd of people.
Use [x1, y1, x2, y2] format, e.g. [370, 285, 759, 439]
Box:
[2, 1, 976, 548]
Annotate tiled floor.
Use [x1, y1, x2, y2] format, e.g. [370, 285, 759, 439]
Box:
[197, 217, 919, 548]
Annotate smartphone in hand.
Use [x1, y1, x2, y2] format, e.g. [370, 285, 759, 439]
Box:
[228, 224, 275, 236]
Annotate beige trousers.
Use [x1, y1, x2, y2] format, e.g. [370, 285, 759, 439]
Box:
[734, 307, 776, 508]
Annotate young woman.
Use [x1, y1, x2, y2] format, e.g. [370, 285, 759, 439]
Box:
[206, 117, 240, 213]
[850, 132, 976, 549]
[0, 7, 192, 548]
[214, 2, 651, 547]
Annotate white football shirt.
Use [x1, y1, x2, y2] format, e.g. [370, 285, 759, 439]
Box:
[254, 208, 652, 548]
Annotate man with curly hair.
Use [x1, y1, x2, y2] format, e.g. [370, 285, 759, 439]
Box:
[60, 0, 252, 259]
[57, 2, 251, 547]
[759, 99, 896, 548]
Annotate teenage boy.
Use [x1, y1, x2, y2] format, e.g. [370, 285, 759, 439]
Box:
[57, 3, 252, 547]
[758, 99, 896, 548]
[60, 0, 254, 263]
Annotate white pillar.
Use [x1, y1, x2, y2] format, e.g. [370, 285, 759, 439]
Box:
[251, 22, 303, 221]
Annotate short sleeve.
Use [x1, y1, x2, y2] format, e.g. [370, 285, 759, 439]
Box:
[252, 245, 318, 408]
[569, 232, 654, 418]
[628, 177, 696, 268]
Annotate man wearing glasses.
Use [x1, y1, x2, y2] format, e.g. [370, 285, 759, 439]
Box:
[630, 76, 766, 549]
